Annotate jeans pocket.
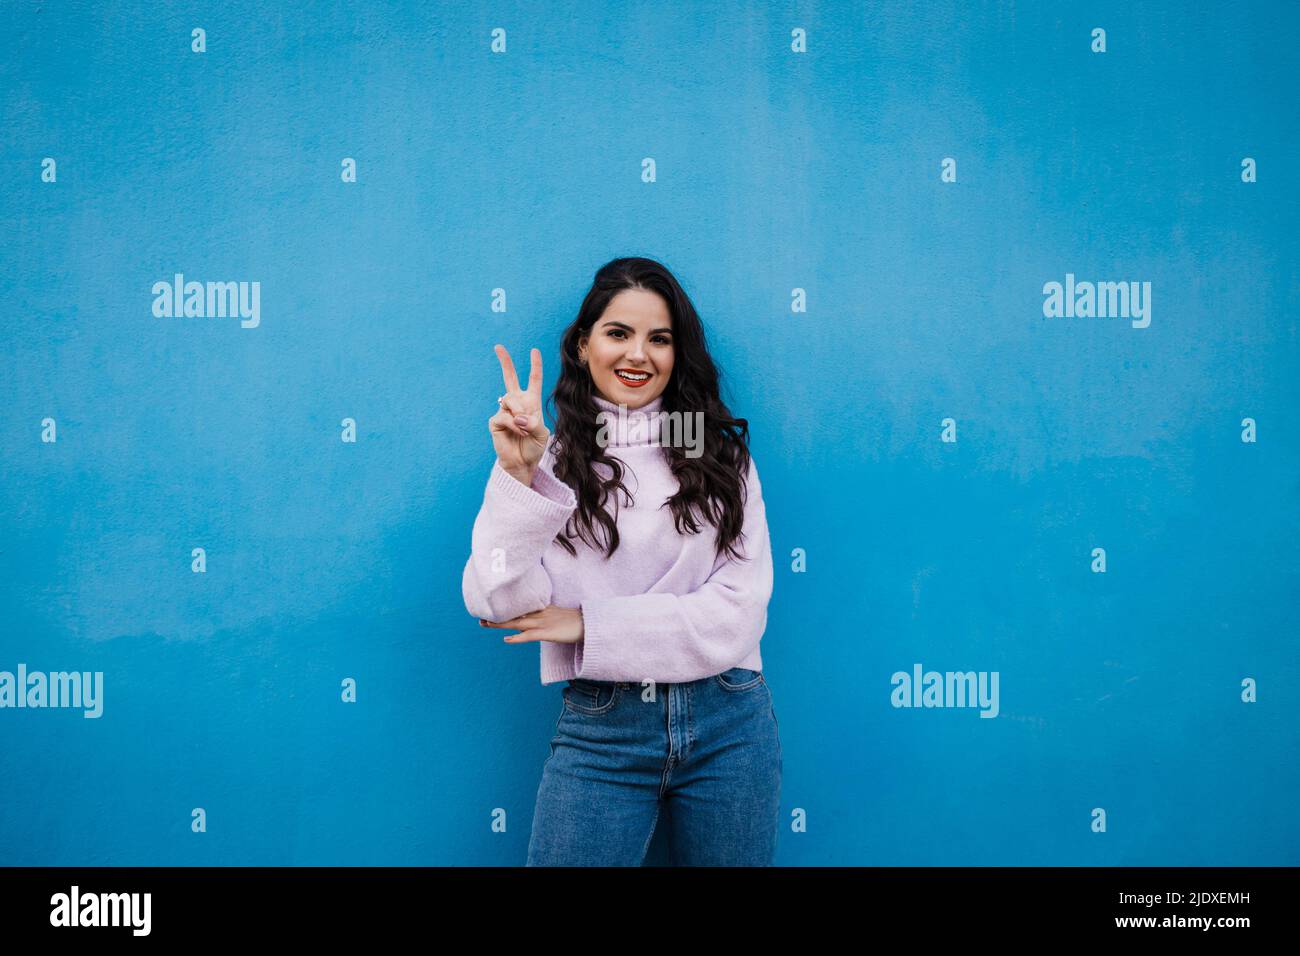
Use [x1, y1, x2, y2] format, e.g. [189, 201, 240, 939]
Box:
[713, 666, 764, 692]
[563, 678, 621, 715]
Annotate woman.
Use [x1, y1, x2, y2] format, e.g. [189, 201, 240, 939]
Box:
[462, 256, 781, 866]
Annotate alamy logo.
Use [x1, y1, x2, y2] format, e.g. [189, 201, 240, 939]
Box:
[50, 886, 151, 936]
[152, 273, 260, 328]
[0, 664, 103, 718]
[596, 403, 705, 458]
[890, 663, 999, 718]
[1042, 273, 1151, 328]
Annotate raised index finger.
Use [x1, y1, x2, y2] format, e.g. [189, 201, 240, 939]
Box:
[494, 344, 521, 393]
[527, 348, 543, 396]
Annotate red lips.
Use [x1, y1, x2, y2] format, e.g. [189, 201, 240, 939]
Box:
[614, 368, 652, 387]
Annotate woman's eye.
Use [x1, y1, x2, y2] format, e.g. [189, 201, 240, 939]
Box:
[605, 329, 670, 345]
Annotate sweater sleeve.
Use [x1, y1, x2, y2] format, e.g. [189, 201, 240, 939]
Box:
[461, 449, 577, 623]
[573, 456, 773, 683]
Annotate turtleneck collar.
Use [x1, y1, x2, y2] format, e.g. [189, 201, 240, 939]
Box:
[592, 393, 665, 447]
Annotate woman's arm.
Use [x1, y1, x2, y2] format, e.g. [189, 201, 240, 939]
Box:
[573, 457, 774, 684]
[462, 449, 576, 623]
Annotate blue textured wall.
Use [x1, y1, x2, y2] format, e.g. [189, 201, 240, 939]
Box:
[2, 0, 1297, 865]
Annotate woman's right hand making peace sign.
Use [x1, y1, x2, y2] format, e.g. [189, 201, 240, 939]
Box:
[490, 344, 550, 484]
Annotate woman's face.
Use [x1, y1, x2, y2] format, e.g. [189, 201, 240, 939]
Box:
[578, 288, 675, 409]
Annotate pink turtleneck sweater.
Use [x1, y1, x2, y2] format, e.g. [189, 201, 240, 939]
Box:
[461, 394, 772, 685]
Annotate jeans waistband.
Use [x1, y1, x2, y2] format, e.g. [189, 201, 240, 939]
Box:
[568, 668, 761, 691]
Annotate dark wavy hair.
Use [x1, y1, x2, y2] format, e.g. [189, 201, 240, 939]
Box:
[545, 257, 753, 563]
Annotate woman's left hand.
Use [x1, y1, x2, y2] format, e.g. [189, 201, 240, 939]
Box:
[480, 605, 584, 644]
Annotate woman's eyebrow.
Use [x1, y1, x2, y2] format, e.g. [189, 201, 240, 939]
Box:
[602, 319, 673, 334]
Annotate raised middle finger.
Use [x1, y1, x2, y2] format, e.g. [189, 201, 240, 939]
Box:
[494, 344, 521, 394]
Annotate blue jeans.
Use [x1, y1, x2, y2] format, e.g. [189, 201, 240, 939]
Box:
[526, 667, 783, 866]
